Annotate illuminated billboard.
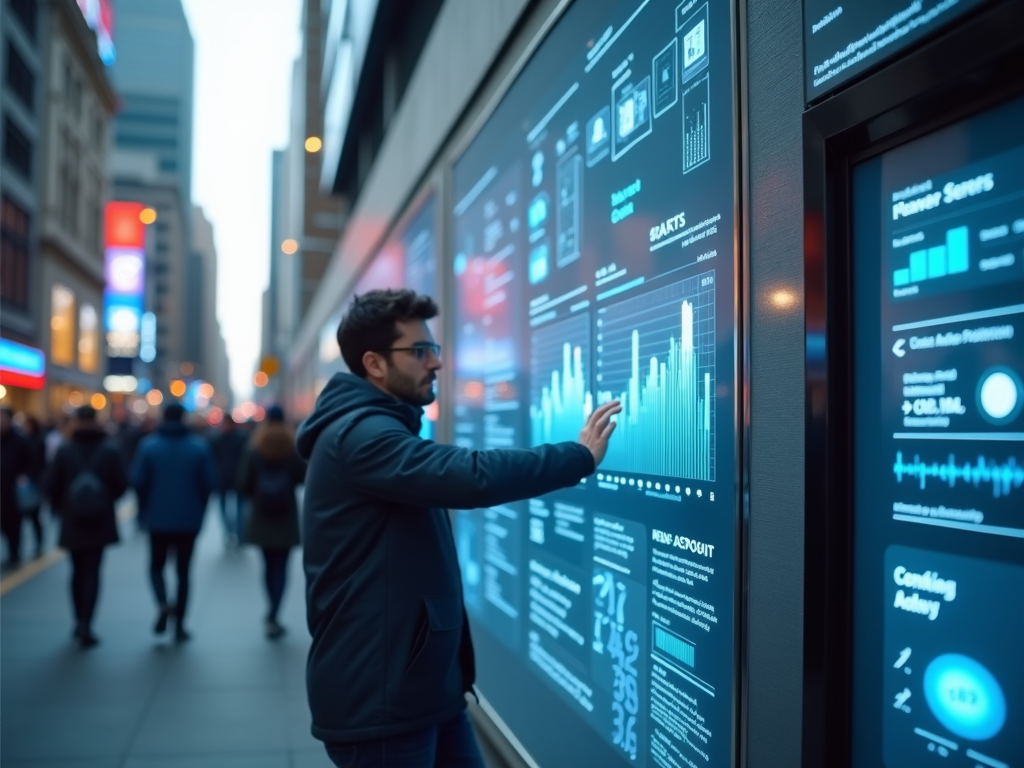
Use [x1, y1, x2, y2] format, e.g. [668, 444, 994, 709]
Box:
[104, 202, 146, 360]
[76, 0, 115, 66]
[0, 339, 46, 390]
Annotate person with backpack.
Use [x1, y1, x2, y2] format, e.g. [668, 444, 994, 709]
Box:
[237, 405, 306, 639]
[131, 403, 217, 642]
[44, 405, 128, 648]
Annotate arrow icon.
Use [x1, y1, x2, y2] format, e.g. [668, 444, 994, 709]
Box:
[894, 647, 912, 669]
[892, 339, 906, 357]
[894, 688, 912, 709]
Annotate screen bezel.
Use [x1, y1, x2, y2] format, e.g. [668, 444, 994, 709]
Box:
[801, 2, 1024, 766]
[442, 0, 748, 766]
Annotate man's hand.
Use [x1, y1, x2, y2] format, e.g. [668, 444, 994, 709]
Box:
[578, 400, 622, 467]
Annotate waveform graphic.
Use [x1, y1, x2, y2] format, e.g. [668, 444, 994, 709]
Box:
[530, 313, 593, 445]
[596, 272, 715, 481]
[893, 451, 1024, 498]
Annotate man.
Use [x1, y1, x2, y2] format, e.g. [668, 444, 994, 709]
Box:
[132, 403, 217, 642]
[0, 407, 31, 569]
[296, 289, 621, 768]
[46, 405, 128, 647]
[209, 414, 249, 547]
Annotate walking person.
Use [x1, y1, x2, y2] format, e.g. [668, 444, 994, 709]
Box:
[237, 405, 306, 639]
[45, 405, 128, 647]
[1, 407, 31, 569]
[296, 289, 621, 768]
[209, 413, 249, 547]
[132, 403, 217, 642]
[20, 416, 48, 557]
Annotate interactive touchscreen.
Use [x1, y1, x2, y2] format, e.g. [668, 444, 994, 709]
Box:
[804, 0, 988, 102]
[449, 1, 738, 766]
[852, 96, 1024, 768]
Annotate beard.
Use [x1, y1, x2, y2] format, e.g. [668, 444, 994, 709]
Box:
[386, 368, 436, 407]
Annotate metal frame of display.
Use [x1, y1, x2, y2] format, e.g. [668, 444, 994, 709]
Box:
[443, 0, 748, 766]
[801, 2, 1024, 766]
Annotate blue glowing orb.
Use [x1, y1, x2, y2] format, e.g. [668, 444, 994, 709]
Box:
[923, 654, 1006, 741]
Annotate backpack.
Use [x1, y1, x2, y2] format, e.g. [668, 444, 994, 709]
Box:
[254, 460, 293, 513]
[66, 446, 110, 521]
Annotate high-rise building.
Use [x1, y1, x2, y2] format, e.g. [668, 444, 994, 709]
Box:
[1, 0, 46, 414]
[190, 205, 231, 405]
[108, 0, 195, 393]
[35, 0, 118, 416]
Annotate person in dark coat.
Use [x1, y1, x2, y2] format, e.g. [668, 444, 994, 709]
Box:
[1, 407, 31, 569]
[210, 414, 249, 547]
[295, 290, 621, 766]
[21, 415, 47, 557]
[237, 404, 306, 638]
[45, 405, 128, 647]
[131, 403, 217, 642]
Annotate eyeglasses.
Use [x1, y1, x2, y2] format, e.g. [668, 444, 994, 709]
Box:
[381, 342, 442, 361]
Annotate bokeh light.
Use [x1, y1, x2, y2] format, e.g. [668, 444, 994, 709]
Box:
[304, 136, 322, 152]
[139, 207, 157, 224]
[68, 391, 85, 407]
[146, 389, 164, 406]
[90, 393, 107, 410]
[170, 379, 187, 397]
[281, 238, 298, 255]
[253, 371, 269, 387]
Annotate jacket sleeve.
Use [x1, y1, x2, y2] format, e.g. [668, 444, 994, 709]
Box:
[106, 445, 129, 501]
[339, 414, 595, 510]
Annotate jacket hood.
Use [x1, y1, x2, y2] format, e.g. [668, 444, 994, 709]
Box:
[253, 421, 295, 462]
[157, 421, 190, 438]
[296, 372, 421, 460]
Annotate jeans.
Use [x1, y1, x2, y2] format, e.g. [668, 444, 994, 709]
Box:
[262, 547, 289, 621]
[326, 710, 485, 768]
[218, 491, 243, 540]
[149, 532, 198, 620]
[69, 547, 104, 630]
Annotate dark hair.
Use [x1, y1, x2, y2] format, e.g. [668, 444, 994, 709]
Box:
[75, 405, 97, 422]
[163, 403, 186, 422]
[337, 289, 438, 377]
[266, 404, 285, 423]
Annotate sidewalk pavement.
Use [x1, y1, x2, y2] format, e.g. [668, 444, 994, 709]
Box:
[0, 503, 334, 768]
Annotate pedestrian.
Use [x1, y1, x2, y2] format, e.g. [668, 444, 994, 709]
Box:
[237, 404, 306, 639]
[20, 415, 48, 557]
[131, 402, 217, 642]
[1, 407, 32, 569]
[295, 289, 621, 768]
[209, 413, 249, 547]
[45, 405, 128, 647]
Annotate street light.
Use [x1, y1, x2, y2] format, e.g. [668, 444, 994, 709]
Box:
[304, 136, 322, 152]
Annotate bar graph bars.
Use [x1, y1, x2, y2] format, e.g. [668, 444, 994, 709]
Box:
[894, 226, 969, 287]
[596, 272, 715, 481]
[683, 72, 710, 173]
[653, 624, 695, 668]
[530, 313, 593, 446]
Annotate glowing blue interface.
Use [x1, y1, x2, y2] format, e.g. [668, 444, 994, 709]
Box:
[852, 96, 1024, 768]
[449, 1, 737, 766]
[803, 0, 987, 102]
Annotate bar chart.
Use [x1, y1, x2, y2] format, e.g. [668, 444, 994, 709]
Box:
[596, 272, 716, 481]
[893, 225, 969, 287]
[683, 72, 710, 173]
[530, 313, 593, 446]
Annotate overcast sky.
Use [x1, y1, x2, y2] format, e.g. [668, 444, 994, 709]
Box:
[181, 0, 303, 401]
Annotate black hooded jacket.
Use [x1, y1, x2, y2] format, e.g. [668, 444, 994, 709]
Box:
[296, 373, 595, 743]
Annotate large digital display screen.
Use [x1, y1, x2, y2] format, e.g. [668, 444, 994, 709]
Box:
[804, 0, 989, 102]
[449, 1, 738, 766]
[851, 96, 1024, 768]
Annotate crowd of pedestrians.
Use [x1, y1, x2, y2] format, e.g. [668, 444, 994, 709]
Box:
[0, 400, 304, 648]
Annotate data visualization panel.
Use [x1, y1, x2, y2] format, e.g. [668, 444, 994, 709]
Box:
[803, 0, 988, 102]
[451, 1, 738, 767]
[851, 96, 1024, 768]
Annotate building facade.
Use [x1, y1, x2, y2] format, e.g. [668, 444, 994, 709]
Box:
[1, 0, 47, 414]
[35, 0, 117, 416]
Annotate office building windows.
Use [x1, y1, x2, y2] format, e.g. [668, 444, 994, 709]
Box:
[78, 304, 99, 373]
[0, 195, 30, 312]
[5, 40, 35, 112]
[3, 116, 32, 179]
[50, 284, 76, 367]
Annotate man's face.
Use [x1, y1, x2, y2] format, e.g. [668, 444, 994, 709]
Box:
[372, 319, 442, 407]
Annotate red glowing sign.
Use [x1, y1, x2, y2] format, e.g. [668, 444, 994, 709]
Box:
[105, 202, 146, 248]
